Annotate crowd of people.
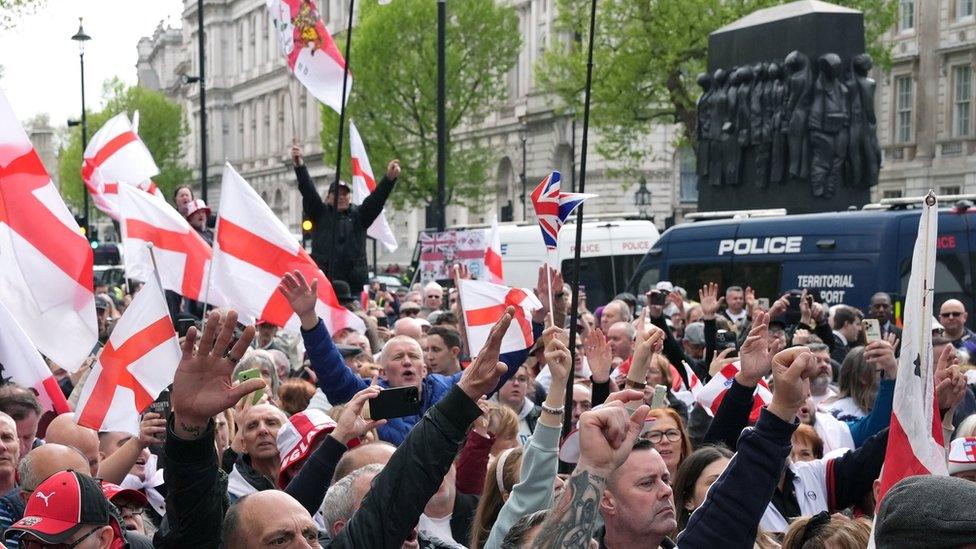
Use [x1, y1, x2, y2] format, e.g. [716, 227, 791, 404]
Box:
[7, 252, 976, 548]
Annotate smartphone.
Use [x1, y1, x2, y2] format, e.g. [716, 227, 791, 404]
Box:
[375, 316, 389, 328]
[236, 368, 265, 406]
[649, 290, 667, 306]
[379, 283, 387, 292]
[787, 293, 802, 313]
[862, 319, 882, 343]
[715, 330, 738, 355]
[757, 297, 770, 309]
[650, 385, 668, 409]
[368, 386, 422, 420]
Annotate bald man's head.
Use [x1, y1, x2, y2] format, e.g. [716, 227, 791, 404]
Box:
[18, 443, 89, 500]
[223, 490, 317, 549]
[43, 413, 99, 475]
[331, 442, 395, 484]
[393, 318, 423, 341]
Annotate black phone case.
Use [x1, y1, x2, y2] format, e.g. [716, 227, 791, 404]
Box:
[370, 386, 422, 420]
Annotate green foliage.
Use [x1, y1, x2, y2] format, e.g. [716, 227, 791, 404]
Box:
[320, 0, 520, 212]
[0, 0, 44, 29]
[58, 79, 190, 208]
[536, 0, 898, 172]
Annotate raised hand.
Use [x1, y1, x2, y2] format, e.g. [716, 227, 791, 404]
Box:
[137, 412, 167, 447]
[331, 386, 387, 444]
[768, 346, 819, 423]
[576, 402, 650, 477]
[699, 282, 723, 320]
[172, 310, 262, 440]
[799, 289, 813, 325]
[291, 139, 304, 167]
[935, 345, 967, 411]
[768, 292, 791, 319]
[629, 323, 664, 388]
[744, 286, 757, 314]
[386, 159, 401, 181]
[278, 270, 319, 330]
[864, 339, 897, 379]
[458, 306, 513, 401]
[543, 324, 572, 385]
[584, 328, 612, 384]
[737, 310, 773, 387]
[532, 265, 564, 323]
[709, 347, 736, 377]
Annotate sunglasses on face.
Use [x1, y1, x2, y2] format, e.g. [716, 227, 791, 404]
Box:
[941, 311, 964, 318]
[401, 310, 420, 316]
[20, 526, 102, 549]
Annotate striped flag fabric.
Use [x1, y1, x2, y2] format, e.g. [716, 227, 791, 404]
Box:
[349, 120, 397, 252]
[481, 216, 504, 284]
[0, 299, 70, 414]
[876, 192, 947, 501]
[82, 112, 161, 221]
[530, 171, 595, 249]
[695, 361, 772, 424]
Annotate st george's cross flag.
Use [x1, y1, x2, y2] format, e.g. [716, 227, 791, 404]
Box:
[876, 192, 947, 502]
[349, 120, 397, 252]
[695, 361, 773, 424]
[75, 273, 180, 434]
[267, 0, 351, 114]
[530, 171, 595, 250]
[213, 163, 365, 334]
[0, 299, 71, 414]
[0, 88, 97, 372]
[481, 216, 504, 284]
[82, 112, 162, 221]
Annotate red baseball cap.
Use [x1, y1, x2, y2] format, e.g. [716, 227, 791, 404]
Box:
[5, 470, 120, 544]
[100, 482, 149, 508]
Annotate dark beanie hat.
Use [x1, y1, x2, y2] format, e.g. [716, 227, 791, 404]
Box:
[875, 475, 976, 548]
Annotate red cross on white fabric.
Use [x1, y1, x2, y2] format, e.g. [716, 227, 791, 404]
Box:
[464, 288, 533, 348]
[124, 219, 211, 300]
[81, 130, 138, 184]
[0, 149, 93, 293]
[965, 440, 976, 461]
[76, 316, 175, 429]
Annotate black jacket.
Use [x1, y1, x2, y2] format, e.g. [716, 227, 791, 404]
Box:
[295, 165, 395, 289]
[449, 492, 478, 547]
[328, 386, 482, 548]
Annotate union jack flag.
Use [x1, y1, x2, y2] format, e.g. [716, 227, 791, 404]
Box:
[530, 171, 595, 250]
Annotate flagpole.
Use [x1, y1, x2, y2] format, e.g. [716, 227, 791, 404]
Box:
[545, 251, 555, 327]
[199, 161, 225, 327]
[563, 0, 598, 440]
[328, 0, 356, 281]
[145, 244, 167, 304]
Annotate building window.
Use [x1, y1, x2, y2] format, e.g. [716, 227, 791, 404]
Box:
[898, 1, 914, 31]
[679, 148, 698, 204]
[954, 65, 972, 137]
[958, 0, 974, 19]
[895, 76, 913, 143]
[940, 186, 962, 196]
[882, 190, 904, 199]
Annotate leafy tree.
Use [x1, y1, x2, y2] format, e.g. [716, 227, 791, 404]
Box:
[58, 78, 190, 208]
[0, 0, 44, 29]
[319, 0, 520, 212]
[536, 0, 897, 170]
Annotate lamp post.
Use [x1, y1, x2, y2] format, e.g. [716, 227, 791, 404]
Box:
[634, 175, 652, 219]
[519, 127, 527, 221]
[436, 0, 446, 232]
[71, 18, 91, 238]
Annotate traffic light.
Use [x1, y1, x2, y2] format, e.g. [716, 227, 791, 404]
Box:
[301, 218, 313, 249]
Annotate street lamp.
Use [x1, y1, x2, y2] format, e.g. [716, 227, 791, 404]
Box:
[519, 126, 527, 221]
[634, 175, 652, 219]
[436, 0, 446, 232]
[71, 17, 91, 239]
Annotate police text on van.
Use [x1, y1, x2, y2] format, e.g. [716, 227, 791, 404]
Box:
[717, 236, 803, 256]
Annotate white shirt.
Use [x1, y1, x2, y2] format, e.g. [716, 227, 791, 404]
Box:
[826, 396, 867, 421]
[418, 513, 462, 547]
[725, 308, 748, 325]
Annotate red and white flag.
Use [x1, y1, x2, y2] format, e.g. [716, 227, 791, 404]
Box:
[480, 216, 504, 284]
[876, 192, 946, 501]
[82, 112, 161, 221]
[0, 299, 71, 414]
[695, 361, 772, 424]
[75, 273, 180, 434]
[458, 278, 541, 358]
[213, 163, 364, 334]
[0, 89, 97, 372]
[117, 184, 226, 305]
[267, 0, 351, 114]
[349, 120, 397, 252]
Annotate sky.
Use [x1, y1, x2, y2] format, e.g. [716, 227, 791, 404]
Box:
[0, 0, 185, 127]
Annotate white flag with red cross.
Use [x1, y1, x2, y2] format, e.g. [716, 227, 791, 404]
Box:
[213, 163, 365, 334]
[458, 278, 541, 358]
[480, 216, 504, 284]
[0, 89, 97, 372]
[349, 120, 397, 252]
[0, 299, 71, 414]
[695, 361, 772, 424]
[118, 184, 226, 305]
[82, 112, 162, 221]
[75, 273, 180, 434]
[267, 0, 351, 114]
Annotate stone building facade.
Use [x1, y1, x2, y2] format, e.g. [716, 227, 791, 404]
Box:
[137, 0, 688, 266]
[875, 0, 976, 199]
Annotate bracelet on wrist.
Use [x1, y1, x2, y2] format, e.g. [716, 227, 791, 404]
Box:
[540, 403, 565, 415]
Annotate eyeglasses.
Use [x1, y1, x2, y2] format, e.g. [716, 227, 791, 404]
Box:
[20, 525, 102, 549]
[643, 429, 682, 444]
[116, 503, 144, 516]
[401, 309, 420, 317]
[940, 311, 964, 318]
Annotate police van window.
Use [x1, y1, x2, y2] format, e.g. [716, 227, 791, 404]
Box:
[636, 266, 661, 296]
[729, 263, 782, 302]
[899, 255, 970, 312]
[614, 255, 644, 298]
[562, 256, 615, 309]
[668, 264, 727, 294]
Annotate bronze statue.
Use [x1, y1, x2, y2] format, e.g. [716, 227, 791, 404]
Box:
[730, 65, 755, 186]
[696, 72, 713, 179]
[808, 53, 849, 198]
[848, 53, 880, 187]
[709, 68, 731, 187]
[767, 62, 787, 184]
[784, 50, 813, 181]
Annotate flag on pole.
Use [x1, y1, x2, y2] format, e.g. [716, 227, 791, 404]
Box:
[0, 88, 97, 372]
[82, 111, 161, 221]
[213, 163, 365, 334]
[530, 171, 595, 249]
[117, 184, 225, 305]
[267, 0, 351, 114]
[0, 299, 71, 414]
[876, 192, 947, 501]
[481, 216, 504, 284]
[695, 361, 772, 424]
[75, 272, 180, 434]
[349, 120, 397, 252]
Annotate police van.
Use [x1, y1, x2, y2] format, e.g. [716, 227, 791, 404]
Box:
[626, 197, 976, 326]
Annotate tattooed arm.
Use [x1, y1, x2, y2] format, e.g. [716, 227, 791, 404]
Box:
[531, 395, 650, 549]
